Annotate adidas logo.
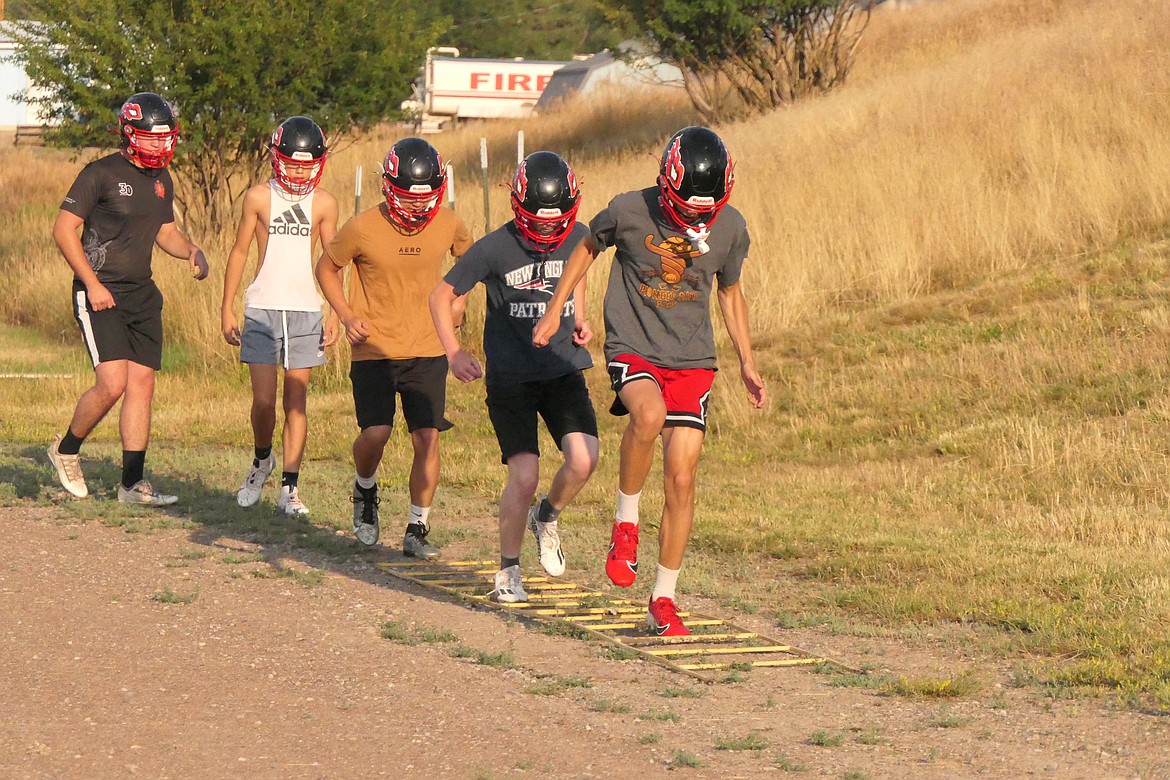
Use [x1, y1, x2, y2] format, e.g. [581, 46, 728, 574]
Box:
[269, 203, 311, 236]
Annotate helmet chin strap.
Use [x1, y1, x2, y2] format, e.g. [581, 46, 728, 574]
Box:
[684, 224, 711, 255]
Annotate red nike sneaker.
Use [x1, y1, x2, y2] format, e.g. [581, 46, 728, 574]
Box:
[647, 596, 690, 637]
[605, 520, 639, 587]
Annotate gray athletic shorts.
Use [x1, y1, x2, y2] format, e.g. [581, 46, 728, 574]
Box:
[239, 308, 326, 369]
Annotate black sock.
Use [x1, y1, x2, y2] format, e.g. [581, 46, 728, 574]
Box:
[254, 446, 272, 467]
[501, 555, 520, 569]
[281, 471, 298, 489]
[122, 450, 146, 489]
[406, 522, 428, 537]
[538, 497, 561, 524]
[59, 430, 84, 456]
[356, 482, 377, 499]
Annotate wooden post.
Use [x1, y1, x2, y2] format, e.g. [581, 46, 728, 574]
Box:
[480, 137, 490, 234]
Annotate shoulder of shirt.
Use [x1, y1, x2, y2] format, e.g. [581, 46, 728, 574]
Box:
[719, 203, 748, 232]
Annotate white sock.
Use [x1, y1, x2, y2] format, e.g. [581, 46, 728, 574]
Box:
[409, 504, 431, 529]
[355, 473, 377, 490]
[615, 490, 641, 526]
[651, 564, 681, 602]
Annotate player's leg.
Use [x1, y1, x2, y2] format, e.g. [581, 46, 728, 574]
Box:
[647, 366, 713, 637]
[487, 382, 540, 601]
[49, 285, 133, 497]
[236, 363, 279, 507]
[276, 311, 327, 516]
[276, 367, 311, 515]
[115, 290, 175, 506]
[116, 360, 176, 506]
[350, 359, 396, 546]
[236, 309, 281, 506]
[398, 357, 453, 559]
[647, 425, 703, 636]
[494, 452, 538, 603]
[528, 372, 600, 576]
[604, 355, 668, 586]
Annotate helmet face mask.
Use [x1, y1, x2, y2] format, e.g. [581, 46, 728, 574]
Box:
[381, 137, 447, 232]
[658, 126, 735, 231]
[119, 92, 179, 169]
[271, 116, 328, 196]
[510, 151, 580, 252]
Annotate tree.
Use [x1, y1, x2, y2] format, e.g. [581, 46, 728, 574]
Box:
[427, 0, 629, 60]
[8, 0, 446, 235]
[602, 0, 870, 123]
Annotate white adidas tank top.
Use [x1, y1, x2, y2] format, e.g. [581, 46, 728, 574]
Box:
[244, 181, 323, 312]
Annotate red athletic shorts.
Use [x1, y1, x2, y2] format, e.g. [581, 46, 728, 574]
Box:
[606, 353, 715, 431]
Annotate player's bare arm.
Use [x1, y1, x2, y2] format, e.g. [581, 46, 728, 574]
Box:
[314, 252, 368, 345]
[220, 184, 267, 345]
[571, 275, 592, 346]
[533, 234, 599, 346]
[312, 190, 342, 347]
[429, 281, 483, 383]
[716, 279, 766, 409]
[155, 221, 208, 280]
[53, 209, 114, 311]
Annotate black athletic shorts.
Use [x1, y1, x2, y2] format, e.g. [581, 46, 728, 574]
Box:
[350, 356, 454, 432]
[71, 280, 164, 370]
[486, 371, 598, 464]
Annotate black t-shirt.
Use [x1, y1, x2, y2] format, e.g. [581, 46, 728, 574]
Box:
[444, 221, 593, 388]
[60, 152, 176, 287]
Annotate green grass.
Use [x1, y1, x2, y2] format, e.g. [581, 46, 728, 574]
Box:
[526, 675, 592, 696]
[885, 671, 982, 700]
[714, 733, 770, 751]
[808, 730, 845, 747]
[451, 645, 514, 669]
[151, 587, 197, 604]
[7, 240, 1170, 709]
[588, 696, 632, 714]
[668, 750, 702, 769]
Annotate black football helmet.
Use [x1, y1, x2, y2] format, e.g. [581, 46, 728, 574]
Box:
[658, 126, 735, 231]
[381, 137, 447, 232]
[271, 116, 327, 196]
[119, 92, 179, 169]
[510, 151, 580, 251]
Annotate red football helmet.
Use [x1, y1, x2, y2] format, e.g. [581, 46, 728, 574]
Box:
[119, 92, 179, 169]
[271, 116, 327, 196]
[658, 126, 734, 231]
[510, 151, 580, 252]
[381, 137, 447, 232]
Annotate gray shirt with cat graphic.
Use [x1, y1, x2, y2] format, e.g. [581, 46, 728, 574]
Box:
[591, 187, 750, 369]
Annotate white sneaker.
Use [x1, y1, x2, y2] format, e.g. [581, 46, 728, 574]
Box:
[276, 485, 309, 516]
[236, 455, 275, 507]
[527, 497, 565, 577]
[117, 480, 178, 506]
[490, 564, 528, 603]
[48, 435, 88, 498]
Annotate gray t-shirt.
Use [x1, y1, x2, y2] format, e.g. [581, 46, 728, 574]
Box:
[592, 187, 749, 369]
[444, 221, 593, 388]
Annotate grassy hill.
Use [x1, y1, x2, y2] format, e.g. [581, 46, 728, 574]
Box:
[2, 0, 1169, 707]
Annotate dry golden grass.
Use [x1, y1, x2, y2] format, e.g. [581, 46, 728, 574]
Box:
[4, 0, 1170, 707]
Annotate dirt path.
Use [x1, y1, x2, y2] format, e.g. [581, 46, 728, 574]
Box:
[1, 506, 1166, 780]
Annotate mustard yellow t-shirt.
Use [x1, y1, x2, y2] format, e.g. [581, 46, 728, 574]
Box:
[326, 204, 473, 361]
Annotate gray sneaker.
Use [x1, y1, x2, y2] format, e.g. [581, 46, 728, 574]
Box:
[48, 435, 88, 498]
[527, 496, 565, 577]
[351, 483, 380, 546]
[117, 480, 178, 506]
[403, 523, 440, 559]
[489, 564, 528, 603]
[236, 455, 275, 507]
